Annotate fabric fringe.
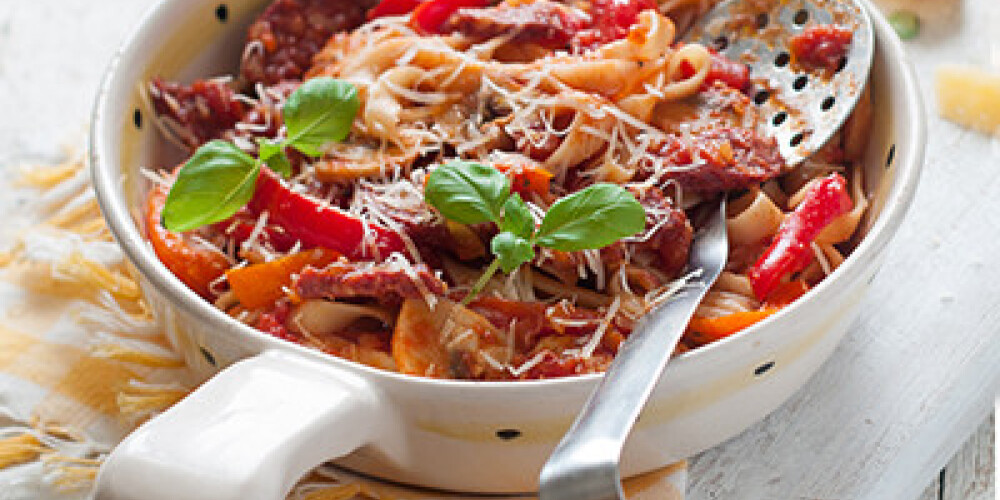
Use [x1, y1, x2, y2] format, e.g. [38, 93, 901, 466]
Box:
[42, 455, 102, 492]
[0, 434, 47, 469]
[0, 418, 110, 494]
[116, 381, 190, 420]
[74, 290, 160, 338]
[14, 155, 82, 190]
[53, 253, 142, 302]
[0, 157, 193, 495]
[46, 196, 102, 234]
[91, 344, 185, 369]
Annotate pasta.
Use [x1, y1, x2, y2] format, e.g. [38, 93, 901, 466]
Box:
[144, 0, 870, 380]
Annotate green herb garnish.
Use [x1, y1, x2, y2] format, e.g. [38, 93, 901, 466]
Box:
[161, 77, 359, 232]
[424, 160, 646, 303]
[889, 10, 920, 41]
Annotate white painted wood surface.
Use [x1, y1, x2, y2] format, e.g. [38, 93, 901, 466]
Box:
[0, 0, 995, 499]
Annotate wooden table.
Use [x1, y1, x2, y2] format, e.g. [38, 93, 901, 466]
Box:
[0, 0, 994, 498]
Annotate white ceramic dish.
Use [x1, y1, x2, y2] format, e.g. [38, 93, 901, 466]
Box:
[89, 1, 924, 499]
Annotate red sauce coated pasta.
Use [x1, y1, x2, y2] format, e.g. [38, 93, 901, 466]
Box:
[145, 0, 869, 379]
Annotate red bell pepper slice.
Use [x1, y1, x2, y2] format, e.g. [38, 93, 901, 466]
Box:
[409, 0, 488, 34]
[747, 173, 852, 301]
[368, 0, 424, 20]
[247, 167, 405, 260]
[212, 215, 300, 253]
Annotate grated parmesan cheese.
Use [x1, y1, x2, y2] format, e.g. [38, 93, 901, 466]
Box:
[508, 351, 548, 378]
[577, 295, 621, 359]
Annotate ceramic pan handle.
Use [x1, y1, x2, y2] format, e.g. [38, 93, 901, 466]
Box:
[94, 350, 384, 500]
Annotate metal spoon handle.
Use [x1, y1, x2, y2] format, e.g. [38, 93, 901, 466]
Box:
[538, 200, 728, 500]
[538, 285, 712, 500]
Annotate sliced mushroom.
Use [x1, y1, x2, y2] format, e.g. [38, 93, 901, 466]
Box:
[291, 299, 395, 337]
[392, 298, 510, 379]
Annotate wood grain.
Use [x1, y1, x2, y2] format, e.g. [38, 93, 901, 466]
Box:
[942, 416, 995, 500]
[918, 474, 940, 500]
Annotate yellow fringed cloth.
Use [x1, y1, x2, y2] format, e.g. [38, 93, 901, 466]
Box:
[0, 156, 686, 500]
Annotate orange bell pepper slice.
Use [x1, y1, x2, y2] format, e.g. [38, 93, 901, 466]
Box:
[687, 309, 777, 345]
[686, 281, 810, 347]
[763, 280, 809, 308]
[494, 161, 553, 198]
[146, 183, 229, 299]
[226, 248, 340, 309]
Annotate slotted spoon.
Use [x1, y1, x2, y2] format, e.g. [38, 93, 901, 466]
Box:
[697, 0, 875, 166]
[538, 1, 873, 499]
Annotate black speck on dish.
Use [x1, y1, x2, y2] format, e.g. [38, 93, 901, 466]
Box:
[496, 429, 522, 440]
[215, 4, 229, 22]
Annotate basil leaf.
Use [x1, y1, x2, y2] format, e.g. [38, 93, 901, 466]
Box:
[161, 140, 260, 232]
[257, 138, 292, 177]
[491, 231, 534, 273]
[264, 151, 293, 178]
[535, 184, 645, 252]
[283, 77, 359, 157]
[257, 137, 282, 162]
[500, 193, 535, 239]
[425, 161, 511, 225]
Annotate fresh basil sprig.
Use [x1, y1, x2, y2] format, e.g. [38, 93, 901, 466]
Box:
[423, 161, 510, 224]
[425, 161, 646, 303]
[160, 140, 259, 232]
[161, 77, 359, 232]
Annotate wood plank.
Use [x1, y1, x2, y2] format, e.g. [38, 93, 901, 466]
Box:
[917, 473, 941, 500]
[942, 415, 995, 500]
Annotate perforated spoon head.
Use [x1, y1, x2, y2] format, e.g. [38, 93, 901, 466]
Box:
[685, 0, 874, 166]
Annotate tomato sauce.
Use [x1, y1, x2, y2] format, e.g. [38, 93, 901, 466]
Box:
[789, 24, 853, 73]
[572, 0, 659, 49]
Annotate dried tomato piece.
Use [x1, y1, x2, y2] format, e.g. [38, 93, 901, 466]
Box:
[148, 78, 247, 151]
[241, 0, 373, 86]
[444, 0, 587, 48]
[645, 128, 785, 194]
